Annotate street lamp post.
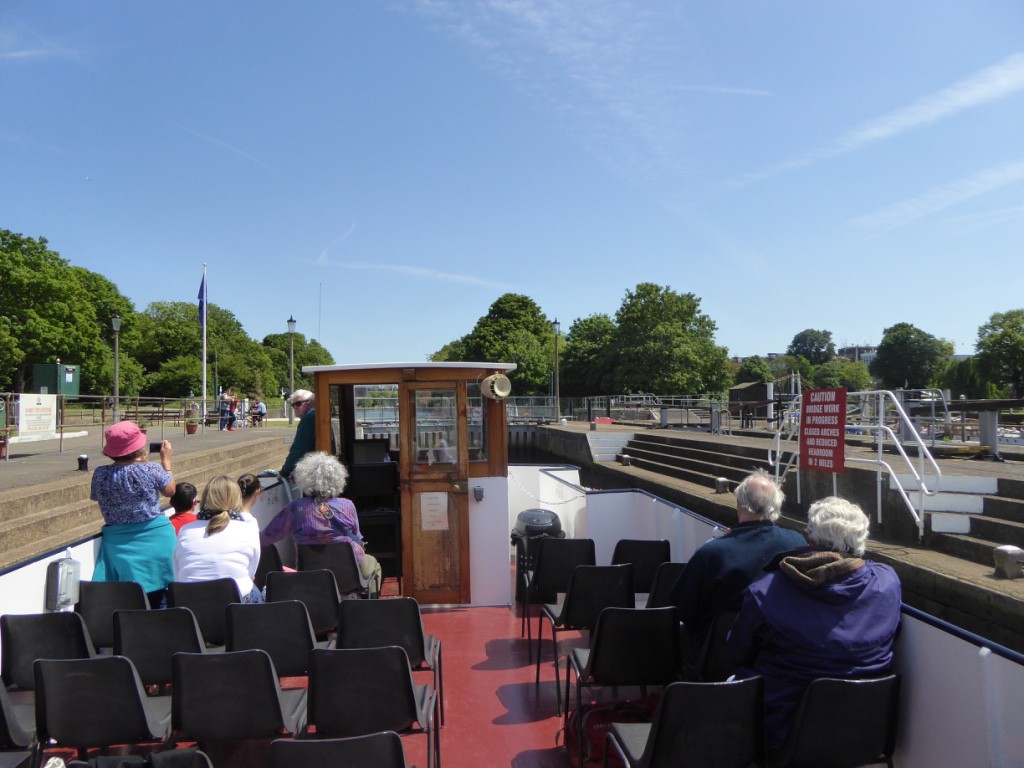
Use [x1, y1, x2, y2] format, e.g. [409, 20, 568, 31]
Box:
[287, 315, 297, 425]
[111, 314, 121, 423]
[553, 318, 560, 420]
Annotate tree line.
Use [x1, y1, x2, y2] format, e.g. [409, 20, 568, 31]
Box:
[0, 229, 333, 399]
[5, 228, 1023, 400]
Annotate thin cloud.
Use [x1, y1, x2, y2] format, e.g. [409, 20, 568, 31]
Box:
[338, 260, 510, 290]
[852, 158, 1024, 236]
[315, 223, 358, 265]
[672, 84, 773, 98]
[725, 51, 1024, 190]
[0, 26, 84, 63]
[179, 126, 275, 172]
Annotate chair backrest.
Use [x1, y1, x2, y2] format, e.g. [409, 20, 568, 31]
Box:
[307, 647, 421, 737]
[254, 544, 285, 590]
[265, 569, 340, 637]
[226, 600, 318, 677]
[585, 607, 680, 686]
[0, 612, 95, 690]
[34, 655, 169, 750]
[336, 597, 429, 667]
[560, 564, 635, 630]
[531, 537, 596, 599]
[696, 610, 739, 682]
[774, 675, 901, 768]
[297, 542, 369, 596]
[271, 731, 408, 768]
[611, 539, 671, 594]
[643, 677, 765, 768]
[167, 578, 242, 646]
[172, 650, 288, 740]
[113, 607, 206, 686]
[645, 561, 686, 609]
[0, 683, 34, 749]
[75, 580, 149, 649]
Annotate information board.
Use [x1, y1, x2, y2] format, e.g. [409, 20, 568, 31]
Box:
[800, 388, 847, 472]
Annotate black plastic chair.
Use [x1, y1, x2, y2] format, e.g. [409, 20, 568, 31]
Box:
[768, 675, 900, 768]
[644, 561, 686, 609]
[0, 683, 34, 764]
[297, 542, 380, 599]
[567, 606, 681, 760]
[521, 537, 596, 660]
[693, 610, 739, 682]
[307, 647, 438, 768]
[167, 578, 242, 647]
[67, 747, 214, 767]
[1, 612, 96, 694]
[172, 649, 306, 762]
[254, 544, 285, 591]
[113, 607, 206, 691]
[337, 596, 445, 724]
[265, 569, 341, 639]
[271, 731, 408, 768]
[537, 563, 635, 713]
[611, 539, 671, 595]
[75, 580, 150, 651]
[604, 677, 766, 768]
[227, 600, 329, 679]
[34, 655, 172, 762]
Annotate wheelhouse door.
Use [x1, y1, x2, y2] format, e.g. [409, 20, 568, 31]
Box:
[400, 381, 471, 604]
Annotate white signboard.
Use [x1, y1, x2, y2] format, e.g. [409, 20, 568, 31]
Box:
[419, 492, 450, 531]
[19, 394, 58, 438]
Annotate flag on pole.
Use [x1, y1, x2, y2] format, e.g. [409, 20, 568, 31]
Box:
[198, 275, 207, 328]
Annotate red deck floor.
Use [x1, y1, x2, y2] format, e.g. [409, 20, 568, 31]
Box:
[414, 604, 573, 768]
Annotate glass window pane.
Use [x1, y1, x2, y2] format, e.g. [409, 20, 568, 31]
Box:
[414, 389, 458, 466]
[467, 383, 487, 462]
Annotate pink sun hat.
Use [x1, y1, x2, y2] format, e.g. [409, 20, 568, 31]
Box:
[102, 420, 148, 458]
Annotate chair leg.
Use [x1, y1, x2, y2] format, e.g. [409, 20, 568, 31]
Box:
[553, 630, 562, 714]
[535, 612, 546, 685]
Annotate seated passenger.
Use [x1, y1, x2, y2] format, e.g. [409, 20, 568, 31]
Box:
[174, 476, 263, 603]
[669, 469, 805, 665]
[168, 482, 199, 534]
[727, 496, 902, 752]
[237, 473, 263, 522]
[260, 452, 381, 586]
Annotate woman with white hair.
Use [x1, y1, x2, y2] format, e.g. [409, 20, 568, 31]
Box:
[727, 496, 901, 754]
[260, 452, 381, 585]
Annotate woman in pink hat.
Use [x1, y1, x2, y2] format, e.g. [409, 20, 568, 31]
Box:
[90, 420, 177, 606]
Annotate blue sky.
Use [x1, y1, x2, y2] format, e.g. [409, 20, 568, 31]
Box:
[3, 2, 1023, 365]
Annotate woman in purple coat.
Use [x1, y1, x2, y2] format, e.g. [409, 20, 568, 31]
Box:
[728, 496, 902, 752]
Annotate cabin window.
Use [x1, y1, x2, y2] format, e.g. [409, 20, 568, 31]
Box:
[413, 388, 458, 467]
[467, 382, 488, 462]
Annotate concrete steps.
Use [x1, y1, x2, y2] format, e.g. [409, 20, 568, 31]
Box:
[620, 433, 774, 491]
[0, 437, 288, 572]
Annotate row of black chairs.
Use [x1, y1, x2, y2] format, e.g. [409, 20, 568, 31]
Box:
[28, 646, 433, 768]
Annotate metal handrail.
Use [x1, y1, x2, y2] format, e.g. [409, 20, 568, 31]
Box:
[770, 389, 943, 539]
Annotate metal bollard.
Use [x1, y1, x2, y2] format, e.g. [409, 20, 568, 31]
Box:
[77, 454, 89, 471]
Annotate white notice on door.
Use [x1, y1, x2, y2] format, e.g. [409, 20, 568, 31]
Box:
[420, 492, 450, 531]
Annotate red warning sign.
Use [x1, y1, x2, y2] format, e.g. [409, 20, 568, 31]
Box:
[800, 388, 847, 473]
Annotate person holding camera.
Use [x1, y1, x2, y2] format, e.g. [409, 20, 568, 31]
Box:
[90, 420, 176, 607]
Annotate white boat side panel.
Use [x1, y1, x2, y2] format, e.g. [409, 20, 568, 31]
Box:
[895, 614, 1024, 768]
[469, 475, 512, 606]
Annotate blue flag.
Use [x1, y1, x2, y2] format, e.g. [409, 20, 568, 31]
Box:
[198, 275, 206, 327]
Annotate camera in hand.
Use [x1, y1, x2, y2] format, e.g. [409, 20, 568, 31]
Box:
[150, 442, 162, 453]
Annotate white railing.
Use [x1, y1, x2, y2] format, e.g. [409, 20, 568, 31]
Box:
[769, 390, 942, 539]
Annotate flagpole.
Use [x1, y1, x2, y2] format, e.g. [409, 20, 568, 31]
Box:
[201, 264, 208, 423]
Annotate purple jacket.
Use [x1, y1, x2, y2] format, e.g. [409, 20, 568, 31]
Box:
[727, 548, 901, 750]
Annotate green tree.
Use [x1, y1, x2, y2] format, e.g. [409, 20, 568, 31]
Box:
[0, 230, 108, 393]
[607, 283, 730, 394]
[560, 314, 616, 396]
[262, 333, 336, 394]
[787, 329, 835, 365]
[869, 322, 953, 390]
[70, 267, 140, 394]
[937, 357, 1000, 400]
[839, 360, 873, 392]
[734, 356, 773, 384]
[767, 354, 813, 385]
[433, 294, 554, 394]
[975, 309, 1024, 397]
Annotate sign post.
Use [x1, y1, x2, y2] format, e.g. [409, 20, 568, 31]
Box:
[800, 388, 847, 474]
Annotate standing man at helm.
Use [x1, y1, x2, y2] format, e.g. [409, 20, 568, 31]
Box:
[280, 389, 316, 480]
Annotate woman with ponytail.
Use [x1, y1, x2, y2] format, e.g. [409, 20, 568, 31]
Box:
[173, 475, 264, 602]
